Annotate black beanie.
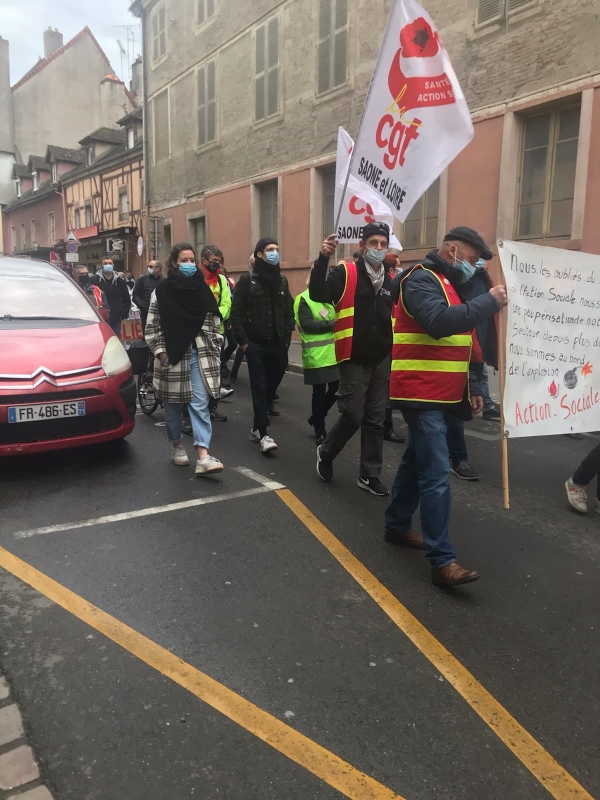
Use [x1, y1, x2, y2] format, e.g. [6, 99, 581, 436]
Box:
[361, 221, 390, 243]
[254, 237, 278, 257]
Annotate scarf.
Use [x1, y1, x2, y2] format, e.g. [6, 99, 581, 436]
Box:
[253, 257, 281, 288]
[361, 257, 385, 294]
[155, 270, 220, 366]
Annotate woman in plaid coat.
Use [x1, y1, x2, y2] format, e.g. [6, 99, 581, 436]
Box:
[145, 242, 224, 476]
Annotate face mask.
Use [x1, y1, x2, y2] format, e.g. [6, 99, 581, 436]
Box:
[475, 258, 485, 269]
[178, 263, 197, 277]
[148, 266, 154, 275]
[455, 258, 476, 284]
[103, 265, 114, 274]
[365, 248, 386, 268]
[264, 250, 280, 266]
[78, 274, 90, 287]
[206, 260, 221, 273]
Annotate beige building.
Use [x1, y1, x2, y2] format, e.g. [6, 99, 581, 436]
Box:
[130, 0, 600, 293]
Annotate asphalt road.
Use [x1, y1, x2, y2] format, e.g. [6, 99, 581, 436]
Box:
[0, 364, 598, 800]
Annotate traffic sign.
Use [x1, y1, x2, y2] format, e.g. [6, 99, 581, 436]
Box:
[65, 229, 79, 243]
[66, 242, 79, 254]
[66, 253, 79, 263]
[137, 236, 144, 257]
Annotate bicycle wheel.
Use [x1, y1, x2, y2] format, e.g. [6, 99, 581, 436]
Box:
[138, 371, 159, 415]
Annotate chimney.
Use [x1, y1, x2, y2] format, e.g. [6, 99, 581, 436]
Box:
[43, 28, 63, 58]
[130, 56, 143, 105]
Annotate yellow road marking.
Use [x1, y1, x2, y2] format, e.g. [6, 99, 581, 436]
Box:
[276, 489, 594, 800]
[0, 544, 404, 800]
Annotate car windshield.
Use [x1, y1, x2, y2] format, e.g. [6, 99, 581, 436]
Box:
[0, 263, 98, 323]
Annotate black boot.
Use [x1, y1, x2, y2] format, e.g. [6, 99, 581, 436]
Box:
[384, 424, 404, 443]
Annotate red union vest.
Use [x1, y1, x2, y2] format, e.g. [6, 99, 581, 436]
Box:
[390, 265, 472, 404]
[333, 261, 358, 363]
[90, 284, 104, 308]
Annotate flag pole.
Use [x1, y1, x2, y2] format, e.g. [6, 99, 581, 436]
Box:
[497, 242, 510, 510]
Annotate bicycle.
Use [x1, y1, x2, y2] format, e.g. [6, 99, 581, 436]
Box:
[137, 351, 192, 435]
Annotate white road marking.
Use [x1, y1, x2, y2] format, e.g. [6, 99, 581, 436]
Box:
[232, 466, 285, 491]
[13, 486, 274, 540]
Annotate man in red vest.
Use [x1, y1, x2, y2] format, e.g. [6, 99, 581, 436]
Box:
[309, 222, 394, 497]
[386, 226, 507, 587]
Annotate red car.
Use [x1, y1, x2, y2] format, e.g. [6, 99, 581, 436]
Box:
[0, 257, 136, 456]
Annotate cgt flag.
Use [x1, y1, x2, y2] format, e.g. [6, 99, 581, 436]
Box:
[335, 127, 402, 248]
[348, 0, 473, 222]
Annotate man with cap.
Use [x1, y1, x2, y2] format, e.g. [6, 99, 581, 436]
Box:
[230, 236, 294, 454]
[309, 222, 394, 496]
[385, 226, 507, 587]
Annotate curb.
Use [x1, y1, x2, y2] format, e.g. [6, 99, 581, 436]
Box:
[287, 362, 303, 376]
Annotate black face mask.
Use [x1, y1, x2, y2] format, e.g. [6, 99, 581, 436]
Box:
[78, 274, 90, 287]
[206, 261, 221, 274]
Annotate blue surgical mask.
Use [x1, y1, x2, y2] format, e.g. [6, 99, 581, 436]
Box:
[178, 263, 197, 277]
[148, 266, 154, 275]
[457, 260, 476, 283]
[475, 258, 485, 269]
[103, 264, 114, 274]
[365, 248, 386, 268]
[265, 250, 280, 266]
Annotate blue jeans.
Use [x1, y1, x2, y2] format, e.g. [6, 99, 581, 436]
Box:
[481, 364, 495, 411]
[385, 408, 456, 568]
[445, 414, 468, 464]
[164, 349, 212, 449]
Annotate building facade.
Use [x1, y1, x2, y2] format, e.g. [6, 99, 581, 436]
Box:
[130, 0, 600, 292]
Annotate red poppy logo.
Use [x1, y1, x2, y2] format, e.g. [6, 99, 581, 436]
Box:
[399, 18, 441, 58]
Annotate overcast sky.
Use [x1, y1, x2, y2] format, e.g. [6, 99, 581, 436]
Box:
[2, 0, 140, 85]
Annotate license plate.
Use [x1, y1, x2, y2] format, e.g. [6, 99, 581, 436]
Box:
[8, 401, 86, 423]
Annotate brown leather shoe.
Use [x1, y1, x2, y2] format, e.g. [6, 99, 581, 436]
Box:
[384, 529, 426, 549]
[432, 562, 480, 587]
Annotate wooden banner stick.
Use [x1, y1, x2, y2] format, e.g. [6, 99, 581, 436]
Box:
[497, 260, 510, 510]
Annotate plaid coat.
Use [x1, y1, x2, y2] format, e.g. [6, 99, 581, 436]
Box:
[145, 292, 223, 403]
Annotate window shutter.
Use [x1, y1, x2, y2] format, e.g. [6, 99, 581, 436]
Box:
[507, 0, 534, 11]
[477, 0, 503, 24]
[318, 0, 332, 94]
[207, 60, 216, 142]
[267, 17, 279, 116]
[152, 14, 158, 61]
[256, 24, 266, 121]
[333, 28, 347, 87]
[159, 8, 166, 55]
[198, 66, 206, 145]
[335, 0, 348, 30]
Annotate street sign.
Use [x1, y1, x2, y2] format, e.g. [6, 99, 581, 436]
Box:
[65, 229, 79, 243]
[65, 242, 78, 254]
[137, 236, 144, 257]
[66, 253, 79, 263]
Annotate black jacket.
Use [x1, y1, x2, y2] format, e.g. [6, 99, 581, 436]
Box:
[231, 267, 294, 347]
[309, 254, 393, 366]
[91, 273, 131, 324]
[133, 274, 162, 313]
[392, 250, 499, 416]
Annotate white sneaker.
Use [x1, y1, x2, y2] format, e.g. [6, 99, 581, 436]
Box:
[219, 387, 234, 400]
[171, 445, 189, 466]
[260, 435, 278, 454]
[195, 455, 224, 475]
[565, 477, 587, 513]
[249, 429, 261, 442]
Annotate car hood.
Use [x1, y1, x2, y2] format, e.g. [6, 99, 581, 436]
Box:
[0, 322, 111, 376]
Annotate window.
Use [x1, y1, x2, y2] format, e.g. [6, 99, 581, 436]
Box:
[119, 188, 129, 221]
[30, 219, 36, 247]
[197, 60, 216, 145]
[74, 208, 81, 230]
[517, 105, 580, 240]
[20, 223, 26, 249]
[48, 212, 56, 243]
[258, 181, 278, 239]
[151, 5, 167, 62]
[10, 226, 16, 252]
[193, 218, 206, 256]
[322, 167, 336, 239]
[403, 178, 440, 250]
[15, 179, 21, 198]
[163, 223, 172, 256]
[85, 203, 93, 227]
[477, 0, 537, 26]
[87, 146, 94, 166]
[127, 128, 135, 149]
[318, 0, 348, 95]
[197, 0, 215, 25]
[153, 89, 170, 162]
[255, 16, 279, 122]
[52, 163, 58, 183]
[32, 172, 39, 192]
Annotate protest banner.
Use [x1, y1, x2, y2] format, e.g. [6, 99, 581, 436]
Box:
[499, 239, 600, 440]
[345, 0, 473, 223]
[334, 127, 402, 248]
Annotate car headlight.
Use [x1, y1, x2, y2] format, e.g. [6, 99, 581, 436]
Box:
[102, 336, 131, 377]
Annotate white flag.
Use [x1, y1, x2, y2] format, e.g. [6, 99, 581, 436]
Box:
[349, 0, 473, 222]
[334, 127, 402, 249]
